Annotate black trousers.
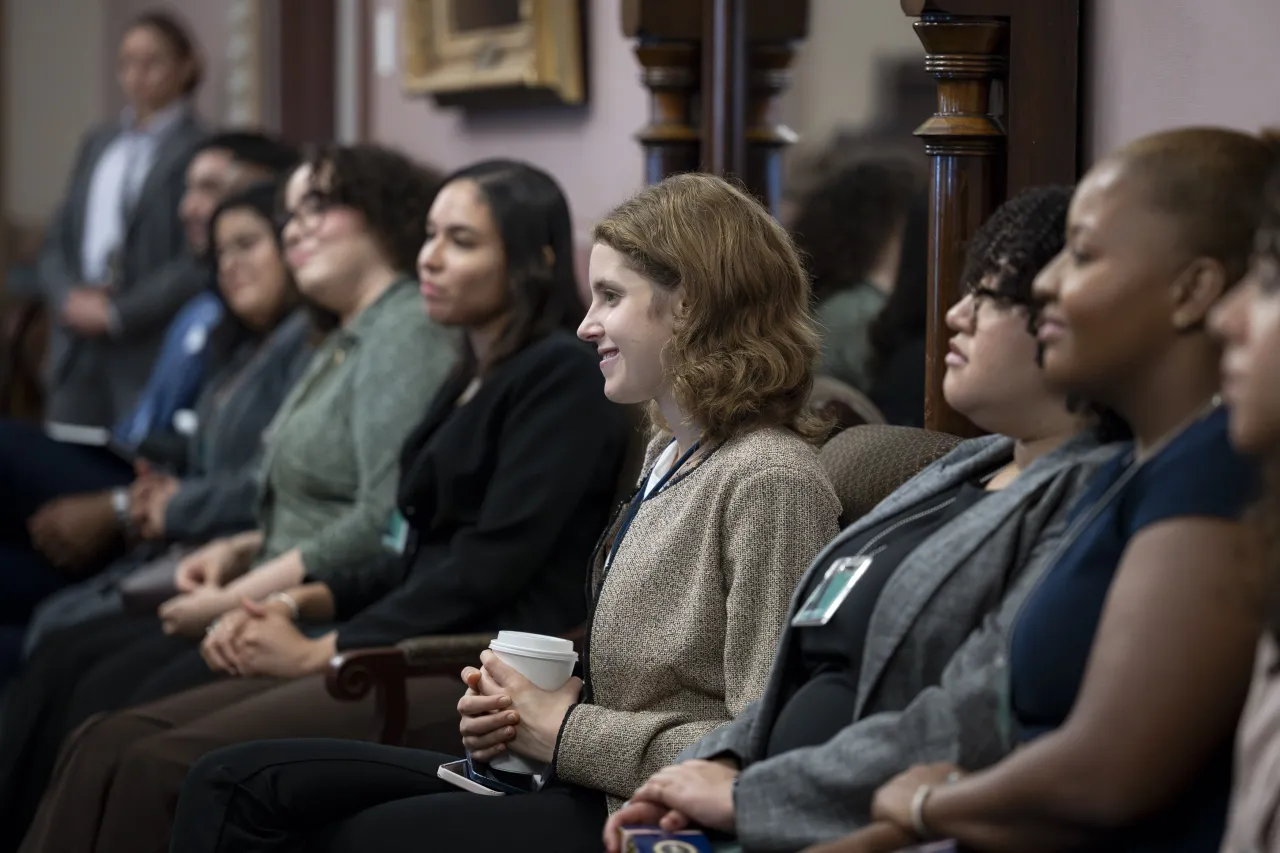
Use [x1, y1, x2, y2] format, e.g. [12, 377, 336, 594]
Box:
[0, 613, 212, 850]
[173, 740, 609, 853]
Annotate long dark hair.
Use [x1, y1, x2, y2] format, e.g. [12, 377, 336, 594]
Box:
[443, 160, 582, 377]
[205, 183, 301, 370]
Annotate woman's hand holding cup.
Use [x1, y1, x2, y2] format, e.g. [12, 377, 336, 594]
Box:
[459, 649, 582, 765]
[458, 664, 520, 763]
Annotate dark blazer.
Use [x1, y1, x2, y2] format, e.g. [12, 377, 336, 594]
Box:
[332, 329, 634, 651]
[37, 109, 208, 423]
[163, 311, 314, 541]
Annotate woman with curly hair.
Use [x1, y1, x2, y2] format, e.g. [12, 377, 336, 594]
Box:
[163, 172, 843, 852]
[0, 143, 456, 846]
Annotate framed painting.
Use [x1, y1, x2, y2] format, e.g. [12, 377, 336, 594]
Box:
[401, 0, 586, 107]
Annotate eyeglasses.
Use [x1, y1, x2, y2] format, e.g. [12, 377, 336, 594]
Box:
[967, 285, 1033, 312]
[277, 191, 334, 234]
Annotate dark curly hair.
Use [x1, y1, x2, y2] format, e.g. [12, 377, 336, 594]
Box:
[440, 160, 584, 377]
[791, 152, 925, 303]
[295, 142, 444, 276]
[956, 185, 1131, 441]
[961, 185, 1074, 303]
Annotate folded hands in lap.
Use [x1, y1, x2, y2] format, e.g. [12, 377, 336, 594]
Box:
[458, 650, 581, 765]
[200, 598, 336, 679]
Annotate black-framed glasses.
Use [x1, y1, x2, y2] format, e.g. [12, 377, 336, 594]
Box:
[277, 191, 334, 234]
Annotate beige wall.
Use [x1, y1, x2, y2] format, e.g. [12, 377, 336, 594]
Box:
[368, 0, 647, 245]
[1085, 0, 1280, 163]
[367, 0, 921, 242]
[5, 0, 105, 221]
[781, 0, 922, 151]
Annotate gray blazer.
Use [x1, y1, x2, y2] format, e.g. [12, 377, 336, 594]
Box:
[38, 111, 208, 423]
[680, 432, 1119, 852]
[163, 311, 314, 541]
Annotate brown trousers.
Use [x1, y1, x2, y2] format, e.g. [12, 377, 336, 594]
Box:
[19, 672, 467, 853]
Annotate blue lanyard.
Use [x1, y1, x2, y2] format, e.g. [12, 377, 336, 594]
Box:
[605, 439, 701, 571]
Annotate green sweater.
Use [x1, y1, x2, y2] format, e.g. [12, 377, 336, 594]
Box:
[815, 283, 887, 392]
[253, 278, 455, 598]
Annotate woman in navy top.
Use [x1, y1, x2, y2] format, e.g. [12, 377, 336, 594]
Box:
[817, 128, 1277, 853]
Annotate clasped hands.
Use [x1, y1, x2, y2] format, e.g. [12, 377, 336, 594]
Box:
[198, 597, 335, 679]
[457, 650, 581, 767]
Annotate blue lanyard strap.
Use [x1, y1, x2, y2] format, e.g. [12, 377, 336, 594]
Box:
[605, 439, 701, 571]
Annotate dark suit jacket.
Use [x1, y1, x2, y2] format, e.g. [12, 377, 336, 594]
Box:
[163, 311, 314, 541]
[332, 329, 634, 651]
[37, 109, 207, 419]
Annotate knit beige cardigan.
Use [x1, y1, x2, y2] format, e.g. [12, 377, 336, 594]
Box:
[553, 426, 841, 807]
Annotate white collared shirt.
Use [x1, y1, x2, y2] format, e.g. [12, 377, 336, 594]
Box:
[80, 100, 188, 285]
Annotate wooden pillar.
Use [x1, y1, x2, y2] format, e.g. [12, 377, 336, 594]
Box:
[622, 0, 807, 217]
[632, 41, 701, 184]
[701, 0, 748, 180]
[902, 0, 1080, 436]
[274, 0, 337, 145]
[913, 16, 1008, 437]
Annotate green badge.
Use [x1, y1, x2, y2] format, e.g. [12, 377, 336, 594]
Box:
[382, 509, 410, 554]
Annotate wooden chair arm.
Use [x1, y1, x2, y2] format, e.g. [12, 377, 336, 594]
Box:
[325, 628, 585, 746]
[323, 635, 498, 745]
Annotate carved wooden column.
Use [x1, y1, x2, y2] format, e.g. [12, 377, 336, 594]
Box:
[632, 41, 701, 184]
[912, 15, 1008, 436]
[902, 0, 1080, 436]
[702, 0, 748, 180]
[623, 0, 808, 217]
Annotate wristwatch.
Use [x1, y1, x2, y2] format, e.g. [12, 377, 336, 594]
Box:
[110, 488, 132, 529]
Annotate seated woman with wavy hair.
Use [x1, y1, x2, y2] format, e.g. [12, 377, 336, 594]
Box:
[167, 172, 843, 853]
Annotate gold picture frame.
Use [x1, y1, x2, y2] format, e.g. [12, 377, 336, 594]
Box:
[401, 0, 585, 106]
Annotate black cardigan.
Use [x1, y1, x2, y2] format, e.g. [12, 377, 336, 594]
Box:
[332, 330, 633, 650]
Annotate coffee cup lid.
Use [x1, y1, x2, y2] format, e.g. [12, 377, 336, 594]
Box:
[493, 631, 575, 655]
[489, 632, 578, 664]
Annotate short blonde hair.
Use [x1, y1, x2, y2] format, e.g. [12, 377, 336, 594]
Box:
[593, 173, 825, 445]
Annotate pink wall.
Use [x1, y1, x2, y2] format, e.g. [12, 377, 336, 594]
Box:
[367, 0, 647, 246]
[103, 0, 229, 123]
[1085, 0, 1280, 163]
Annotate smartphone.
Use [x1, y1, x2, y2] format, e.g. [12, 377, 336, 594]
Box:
[436, 759, 505, 796]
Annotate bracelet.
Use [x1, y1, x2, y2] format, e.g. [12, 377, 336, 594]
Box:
[910, 784, 936, 840]
[265, 591, 300, 621]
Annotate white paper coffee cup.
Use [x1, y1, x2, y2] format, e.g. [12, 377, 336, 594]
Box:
[486, 631, 578, 775]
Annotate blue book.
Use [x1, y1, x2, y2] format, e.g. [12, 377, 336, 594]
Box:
[621, 827, 714, 853]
